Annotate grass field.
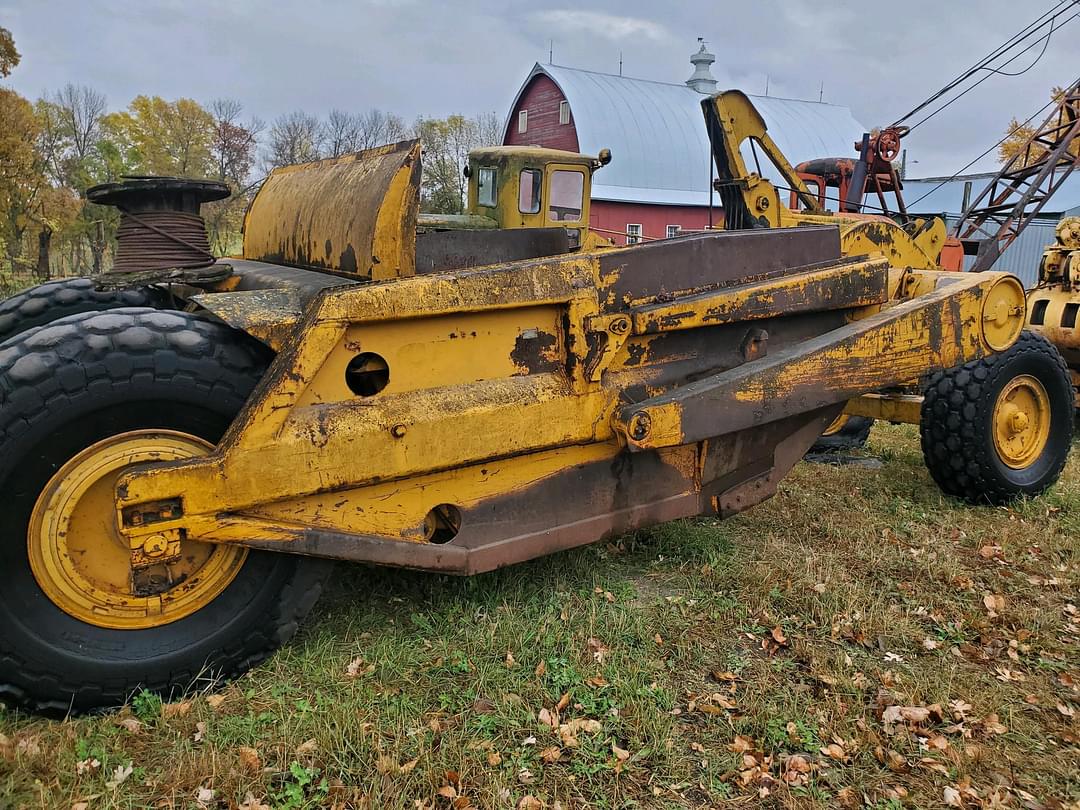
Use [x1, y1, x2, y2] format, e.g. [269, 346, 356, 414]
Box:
[1, 424, 1078, 809]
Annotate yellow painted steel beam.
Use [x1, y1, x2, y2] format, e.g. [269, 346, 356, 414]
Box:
[844, 393, 923, 424]
[613, 271, 1025, 451]
[631, 257, 888, 334]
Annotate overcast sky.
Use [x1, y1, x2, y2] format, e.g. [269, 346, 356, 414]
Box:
[1, 0, 1075, 177]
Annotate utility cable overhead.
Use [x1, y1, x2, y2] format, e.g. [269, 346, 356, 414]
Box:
[890, 0, 1078, 129]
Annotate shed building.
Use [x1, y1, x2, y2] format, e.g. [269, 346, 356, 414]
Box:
[903, 172, 1080, 287]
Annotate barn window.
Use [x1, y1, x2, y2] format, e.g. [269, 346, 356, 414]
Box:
[559, 100, 570, 125]
[518, 110, 528, 134]
[519, 169, 541, 214]
[548, 170, 584, 222]
[666, 225, 681, 239]
[626, 224, 642, 245]
[477, 167, 497, 207]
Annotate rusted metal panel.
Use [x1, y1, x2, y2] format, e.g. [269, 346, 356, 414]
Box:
[598, 226, 842, 308]
[416, 227, 570, 274]
[243, 140, 420, 280]
[631, 256, 887, 333]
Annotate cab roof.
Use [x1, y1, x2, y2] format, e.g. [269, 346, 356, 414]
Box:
[468, 145, 596, 166]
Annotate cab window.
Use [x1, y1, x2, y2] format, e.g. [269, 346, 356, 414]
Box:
[548, 170, 584, 222]
[519, 169, 541, 214]
[477, 167, 497, 207]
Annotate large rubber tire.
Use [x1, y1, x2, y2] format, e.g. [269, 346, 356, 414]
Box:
[809, 414, 873, 453]
[0, 277, 170, 344]
[920, 331, 1073, 505]
[0, 308, 331, 715]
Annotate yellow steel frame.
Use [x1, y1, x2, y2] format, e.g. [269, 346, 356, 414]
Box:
[113, 240, 1020, 567]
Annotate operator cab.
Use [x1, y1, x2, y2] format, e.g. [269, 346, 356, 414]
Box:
[463, 146, 611, 249]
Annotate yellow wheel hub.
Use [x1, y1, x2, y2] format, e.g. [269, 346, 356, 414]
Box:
[28, 430, 247, 630]
[992, 375, 1051, 470]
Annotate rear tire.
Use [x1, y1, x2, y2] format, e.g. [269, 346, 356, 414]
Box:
[0, 308, 331, 715]
[920, 331, 1072, 504]
[0, 277, 170, 344]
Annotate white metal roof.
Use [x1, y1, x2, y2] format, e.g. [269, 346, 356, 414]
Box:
[504, 63, 868, 206]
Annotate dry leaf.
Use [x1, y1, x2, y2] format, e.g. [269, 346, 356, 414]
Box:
[71, 804, 89, 810]
[837, 786, 859, 808]
[346, 657, 375, 678]
[538, 708, 556, 729]
[517, 797, 543, 810]
[539, 746, 562, 763]
[118, 717, 142, 735]
[486, 751, 502, 766]
[729, 735, 754, 753]
[1057, 702, 1076, 718]
[194, 721, 207, 743]
[820, 743, 846, 761]
[555, 693, 570, 712]
[437, 785, 457, 799]
[943, 786, 962, 807]
[106, 763, 134, 789]
[982, 714, 1007, 735]
[162, 700, 191, 718]
[517, 768, 535, 785]
[557, 718, 602, 748]
[770, 626, 789, 646]
[206, 693, 227, 711]
[195, 787, 215, 807]
[611, 742, 630, 761]
[653, 633, 664, 645]
[295, 738, 318, 756]
[534, 660, 546, 678]
[238, 746, 261, 772]
[505, 651, 516, 668]
[238, 794, 271, 810]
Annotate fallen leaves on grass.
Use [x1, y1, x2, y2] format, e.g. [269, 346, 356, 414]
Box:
[105, 763, 133, 789]
[117, 717, 142, 735]
[162, 700, 191, 718]
[345, 657, 375, 678]
[557, 718, 602, 748]
[238, 746, 261, 773]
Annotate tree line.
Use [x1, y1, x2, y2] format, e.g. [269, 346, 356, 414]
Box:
[0, 27, 501, 284]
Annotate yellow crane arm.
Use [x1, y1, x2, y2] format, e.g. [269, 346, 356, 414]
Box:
[702, 90, 824, 227]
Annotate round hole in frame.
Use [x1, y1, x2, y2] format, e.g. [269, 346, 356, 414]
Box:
[345, 352, 389, 396]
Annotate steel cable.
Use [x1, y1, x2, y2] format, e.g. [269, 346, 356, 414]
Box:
[113, 209, 216, 274]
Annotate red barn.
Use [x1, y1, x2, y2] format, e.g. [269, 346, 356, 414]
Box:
[502, 44, 867, 245]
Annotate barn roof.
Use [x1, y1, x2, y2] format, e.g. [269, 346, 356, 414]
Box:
[504, 63, 868, 207]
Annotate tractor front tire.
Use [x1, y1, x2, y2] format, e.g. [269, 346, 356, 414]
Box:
[0, 277, 170, 344]
[0, 308, 331, 715]
[921, 331, 1072, 504]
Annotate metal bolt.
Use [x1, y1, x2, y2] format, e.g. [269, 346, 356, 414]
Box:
[142, 534, 169, 558]
[390, 423, 407, 438]
[628, 412, 652, 441]
[609, 317, 630, 335]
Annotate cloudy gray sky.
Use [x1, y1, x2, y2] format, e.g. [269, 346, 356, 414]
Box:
[1, 0, 1075, 177]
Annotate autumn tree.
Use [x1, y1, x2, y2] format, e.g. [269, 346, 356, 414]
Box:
[999, 86, 1079, 167]
[0, 27, 18, 78]
[264, 111, 323, 170]
[413, 112, 502, 213]
[104, 96, 216, 177]
[355, 109, 408, 150]
[205, 98, 261, 253]
[0, 88, 43, 274]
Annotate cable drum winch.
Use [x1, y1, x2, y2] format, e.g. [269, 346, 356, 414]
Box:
[86, 176, 232, 286]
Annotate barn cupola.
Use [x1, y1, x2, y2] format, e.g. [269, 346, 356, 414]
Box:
[685, 38, 718, 94]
